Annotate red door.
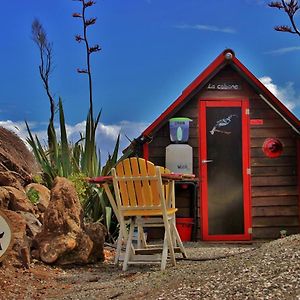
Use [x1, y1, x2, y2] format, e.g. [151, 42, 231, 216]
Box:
[199, 99, 251, 241]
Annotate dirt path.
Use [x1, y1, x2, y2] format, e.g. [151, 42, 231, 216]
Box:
[1, 236, 299, 299]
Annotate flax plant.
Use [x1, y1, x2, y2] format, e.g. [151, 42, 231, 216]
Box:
[269, 0, 300, 37]
[26, 1, 128, 232]
[72, 0, 101, 177]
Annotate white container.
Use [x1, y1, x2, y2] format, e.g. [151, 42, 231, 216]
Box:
[166, 144, 193, 174]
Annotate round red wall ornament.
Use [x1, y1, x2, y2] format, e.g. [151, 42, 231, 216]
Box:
[262, 138, 283, 158]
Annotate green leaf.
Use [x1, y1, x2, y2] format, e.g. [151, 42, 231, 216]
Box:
[47, 119, 58, 164]
[58, 98, 72, 177]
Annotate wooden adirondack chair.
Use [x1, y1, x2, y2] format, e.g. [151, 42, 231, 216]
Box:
[110, 157, 187, 271]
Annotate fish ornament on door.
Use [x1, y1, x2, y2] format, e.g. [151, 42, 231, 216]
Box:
[210, 114, 237, 135]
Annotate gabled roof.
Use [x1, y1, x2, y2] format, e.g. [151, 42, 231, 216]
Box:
[142, 49, 300, 137]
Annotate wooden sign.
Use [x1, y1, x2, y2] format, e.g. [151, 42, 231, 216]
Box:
[0, 211, 13, 261]
[207, 82, 241, 91]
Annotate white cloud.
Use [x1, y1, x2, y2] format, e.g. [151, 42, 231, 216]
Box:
[259, 76, 299, 110]
[98, 123, 121, 140]
[175, 24, 236, 34]
[0, 119, 149, 163]
[265, 46, 300, 55]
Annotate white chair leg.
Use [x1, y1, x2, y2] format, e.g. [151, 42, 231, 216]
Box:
[138, 220, 148, 249]
[163, 218, 176, 267]
[171, 221, 187, 258]
[115, 220, 129, 264]
[140, 228, 148, 248]
[115, 232, 123, 264]
[122, 218, 135, 271]
[137, 221, 147, 249]
[171, 217, 177, 247]
[161, 232, 168, 270]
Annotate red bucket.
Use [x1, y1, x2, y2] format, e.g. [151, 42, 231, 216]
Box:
[176, 217, 193, 241]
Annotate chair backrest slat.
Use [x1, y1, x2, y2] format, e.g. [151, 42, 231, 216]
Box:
[115, 162, 130, 206]
[149, 163, 161, 206]
[123, 159, 137, 206]
[139, 159, 154, 206]
[130, 157, 145, 206]
[162, 167, 171, 206]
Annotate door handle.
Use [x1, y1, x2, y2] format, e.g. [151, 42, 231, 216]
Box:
[202, 159, 213, 164]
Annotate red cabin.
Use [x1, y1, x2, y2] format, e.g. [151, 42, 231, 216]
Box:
[130, 49, 300, 241]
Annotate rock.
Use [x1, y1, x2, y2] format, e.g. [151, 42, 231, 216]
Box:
[43, 177, 84, 233]
[0, 209, 29, 262]
[0, 186, 36, 214]
[33, 177, 106, 265]
[56, 233, 93, 265]
[85, 222, 107, 262]
[0, 127, 39, 185]
[0, 187, 10, 209]
[37, 233, 78, 264]
[0, 171, 24, 191]
[25, 183, 50, 213]
[19, 247, 31, 269]
[19, 211, 42, 238]
[4, 187, 36, 214]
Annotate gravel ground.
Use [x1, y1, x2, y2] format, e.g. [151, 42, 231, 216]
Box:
[1, 234, 299, 299]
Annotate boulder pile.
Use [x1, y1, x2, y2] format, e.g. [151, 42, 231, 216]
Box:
[0, 127, 106, 267]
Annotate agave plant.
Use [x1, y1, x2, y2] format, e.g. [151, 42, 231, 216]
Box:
[26, 98, 76, 186]
[26, 97, 120, 233]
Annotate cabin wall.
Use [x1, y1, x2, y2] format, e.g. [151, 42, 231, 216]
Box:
[146, 66, 299, 240]
[249, 96, 299, 239]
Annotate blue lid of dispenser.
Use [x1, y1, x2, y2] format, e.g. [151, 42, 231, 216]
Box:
[169, 117, 192, 143]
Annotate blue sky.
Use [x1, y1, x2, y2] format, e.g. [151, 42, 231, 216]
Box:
[1, 0, 300, 158]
